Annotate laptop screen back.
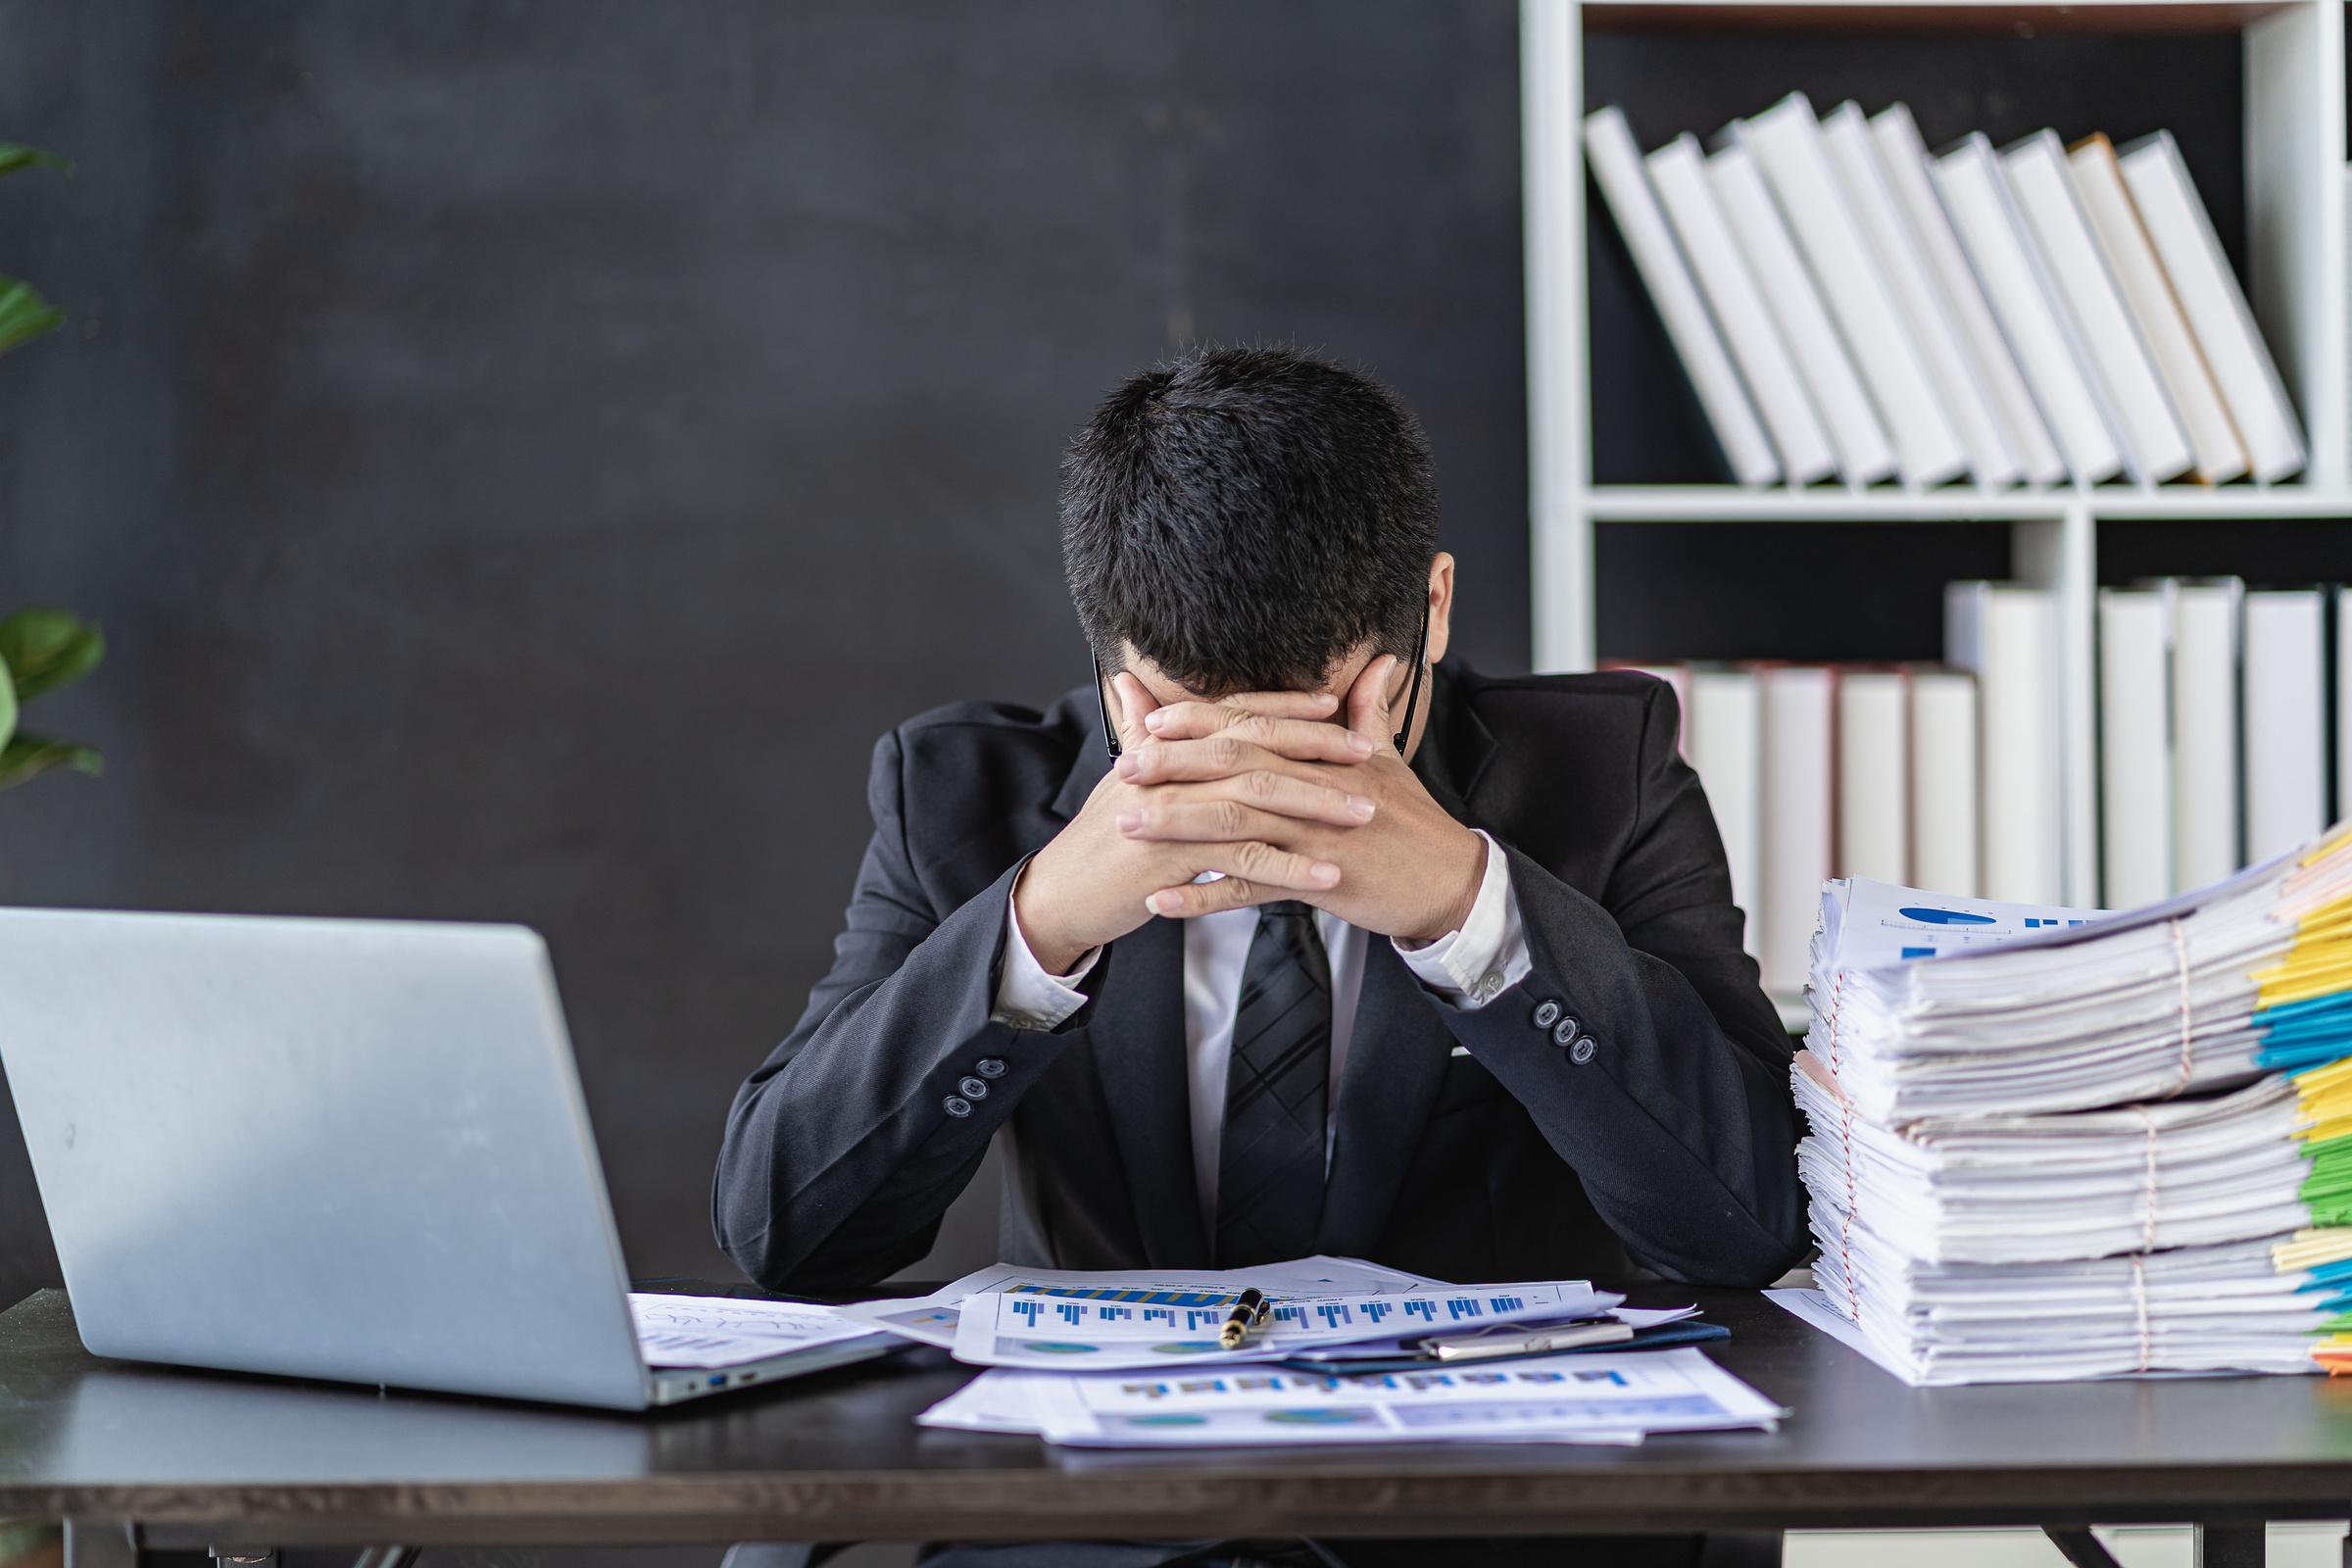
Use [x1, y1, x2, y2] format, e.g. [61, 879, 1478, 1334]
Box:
[0, 907, 650, 1409]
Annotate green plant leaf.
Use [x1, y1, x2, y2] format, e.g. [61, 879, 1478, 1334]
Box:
[0, 608, 103, 702]
[0, 730, 100, 793]
[0, 144, 71, 179]
[0, 651, 16, 755]
[0, 277, 62, 356]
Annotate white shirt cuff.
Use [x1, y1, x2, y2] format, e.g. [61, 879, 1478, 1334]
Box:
[993, 872, 1100, 1031]
[1394, 830, 1531, 1008]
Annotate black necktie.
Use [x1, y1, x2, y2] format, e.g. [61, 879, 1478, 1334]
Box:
[1215, 900, 1331, 1267]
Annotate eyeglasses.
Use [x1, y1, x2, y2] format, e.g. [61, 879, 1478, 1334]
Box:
[1094, 596, 1430, 761]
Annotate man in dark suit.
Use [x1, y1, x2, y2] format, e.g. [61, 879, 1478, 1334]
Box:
[712, 346, 1803, 1565]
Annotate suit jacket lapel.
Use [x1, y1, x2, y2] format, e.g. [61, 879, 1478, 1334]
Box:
[1085, 912, 1210, 1267]
[1317, 939, 1452, 1258]
[1046, 709, 1208, 1266]
[1412, 662, 1501, 834]
[1318, 666, 1504, 1257]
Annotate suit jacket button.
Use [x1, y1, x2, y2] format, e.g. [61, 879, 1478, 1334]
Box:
[1552, 1017, 1580, 1047]
[944, 1095, 973, 1118]
[1533, 1001, 1562, 1030]
[1569, 1036, 1597, 1065]
[958, 1076, 990, 1099]
[976, 1058, 1008, 1078]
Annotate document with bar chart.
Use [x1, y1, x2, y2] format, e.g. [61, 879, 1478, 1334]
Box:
[835, 1255, 1438, 1352]
[1016, 1347, 1785, 1446]
[954, 1278, 1605, 1370]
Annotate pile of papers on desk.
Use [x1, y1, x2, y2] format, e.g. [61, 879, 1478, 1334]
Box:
[1786, 828, 2352, 1385]
[841, 1258, 1783, 1446]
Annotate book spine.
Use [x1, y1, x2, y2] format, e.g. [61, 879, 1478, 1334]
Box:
[1690, 668, 1763, 958]
[1870, 104, 2067, 486]
[2169, 579, 2243, 890]
[1947, 582, 2062, 905]
[2097, 587, 2174, 907]
[1740, 94, 1967, 487]
[1647, 133, 1838, 486]
[1910, 669, 1981, 897]
[2243, 590, 2329, 862]
[1704, 141, 1896, 486]
[2117, 130, 2308, 483]
[2067, 134, 2250, 485]
[1585, 107, 1780, 487]
[1759, 664, 1836, 994]
[1932, 135, 2126, 485]
[1821, 101, 2021, 488]
[2001, 129, 2193, 484]
[1837, 669, 1910, 883]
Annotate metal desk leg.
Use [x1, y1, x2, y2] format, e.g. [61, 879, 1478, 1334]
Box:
[61, 1523, 136, 1568]
[2045, 1528, 2123, 1568]
[2195, 1523, 2265, 1567]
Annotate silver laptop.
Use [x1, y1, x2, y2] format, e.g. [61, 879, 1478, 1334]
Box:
[0, 906, 899, 1409]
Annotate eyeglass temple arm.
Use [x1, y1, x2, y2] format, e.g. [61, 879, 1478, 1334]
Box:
[1392, 596, 1430, 757]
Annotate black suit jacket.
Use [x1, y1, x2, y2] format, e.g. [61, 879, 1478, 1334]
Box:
[713, 662, 1806, 1294]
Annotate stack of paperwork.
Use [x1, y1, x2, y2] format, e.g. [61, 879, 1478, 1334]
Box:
[1779, 828, 2352, 1385]
[838, 1257, 1783, 1446]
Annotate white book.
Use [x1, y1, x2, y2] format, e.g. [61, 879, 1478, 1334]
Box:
[1820, 102, 2020, 488]
[2097, 587, 2173, 908]
[1910, 668, 1981, 897]
[1869, 105, 2066, 487]
[1932, 135, 2126, 485]
[1945, 582, 2061, 905]
[1584, 107, 1779, 486]
[2168, 577, 2242, 890]
[2243, 590, 2328, 863]
[1838, 669, 1910, 883]
[2001, 130, 2193, 484]
[2117, 131, 2307, 482]
[1738, 95, 1967, 487]
[1689, 667, 1763, 957]
[2067, 135, 2249, 484]
[1759, 664, 1836, 994]
[1704, 142, 1896, 486]
[1646, 134, 1838, 486]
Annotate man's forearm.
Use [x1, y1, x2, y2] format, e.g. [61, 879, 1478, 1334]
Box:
[715, 860, 1070, 1292]
[1428, 850, 1806, 1286]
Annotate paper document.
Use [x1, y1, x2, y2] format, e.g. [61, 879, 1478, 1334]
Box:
[627, 1293, 886, 1369]
[999, 1347, 1782, 1447]
[918, 1367, 1052, 1434]
[836, 1255, 1439, 1353]
[954, 1277, 1606, 1371]
[1286, 1302, 1688, 1362]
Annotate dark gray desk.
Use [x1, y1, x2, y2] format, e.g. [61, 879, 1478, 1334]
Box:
[3, 1284, 2350, 1560]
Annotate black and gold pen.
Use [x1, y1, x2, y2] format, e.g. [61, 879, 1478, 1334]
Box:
[1218, 1288, 1270, 1349]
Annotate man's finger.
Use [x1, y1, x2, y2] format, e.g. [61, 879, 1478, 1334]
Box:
[1118, 788, 1372, 846]
[1144, 706, 1377, 761]
[1348, 655, 1399, 750]
[1111, 671, 1159, 755]
[1119, 734, 1358, 788]
[1142, 845, 1340, 917]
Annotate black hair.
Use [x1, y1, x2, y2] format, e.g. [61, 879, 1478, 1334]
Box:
[1059, 345, 1439, 696]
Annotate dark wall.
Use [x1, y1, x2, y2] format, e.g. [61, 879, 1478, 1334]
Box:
[0, 0, 1529, 1305]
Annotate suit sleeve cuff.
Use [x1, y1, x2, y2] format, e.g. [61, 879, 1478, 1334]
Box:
[992, 871, 1100, 1031]
[1394, 830, 1531, 1008]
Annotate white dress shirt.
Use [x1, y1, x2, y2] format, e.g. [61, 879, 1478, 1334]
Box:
[992, 829, 1532, 1238]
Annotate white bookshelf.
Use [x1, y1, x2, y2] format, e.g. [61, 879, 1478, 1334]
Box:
[1522, 0, 2351, 906]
